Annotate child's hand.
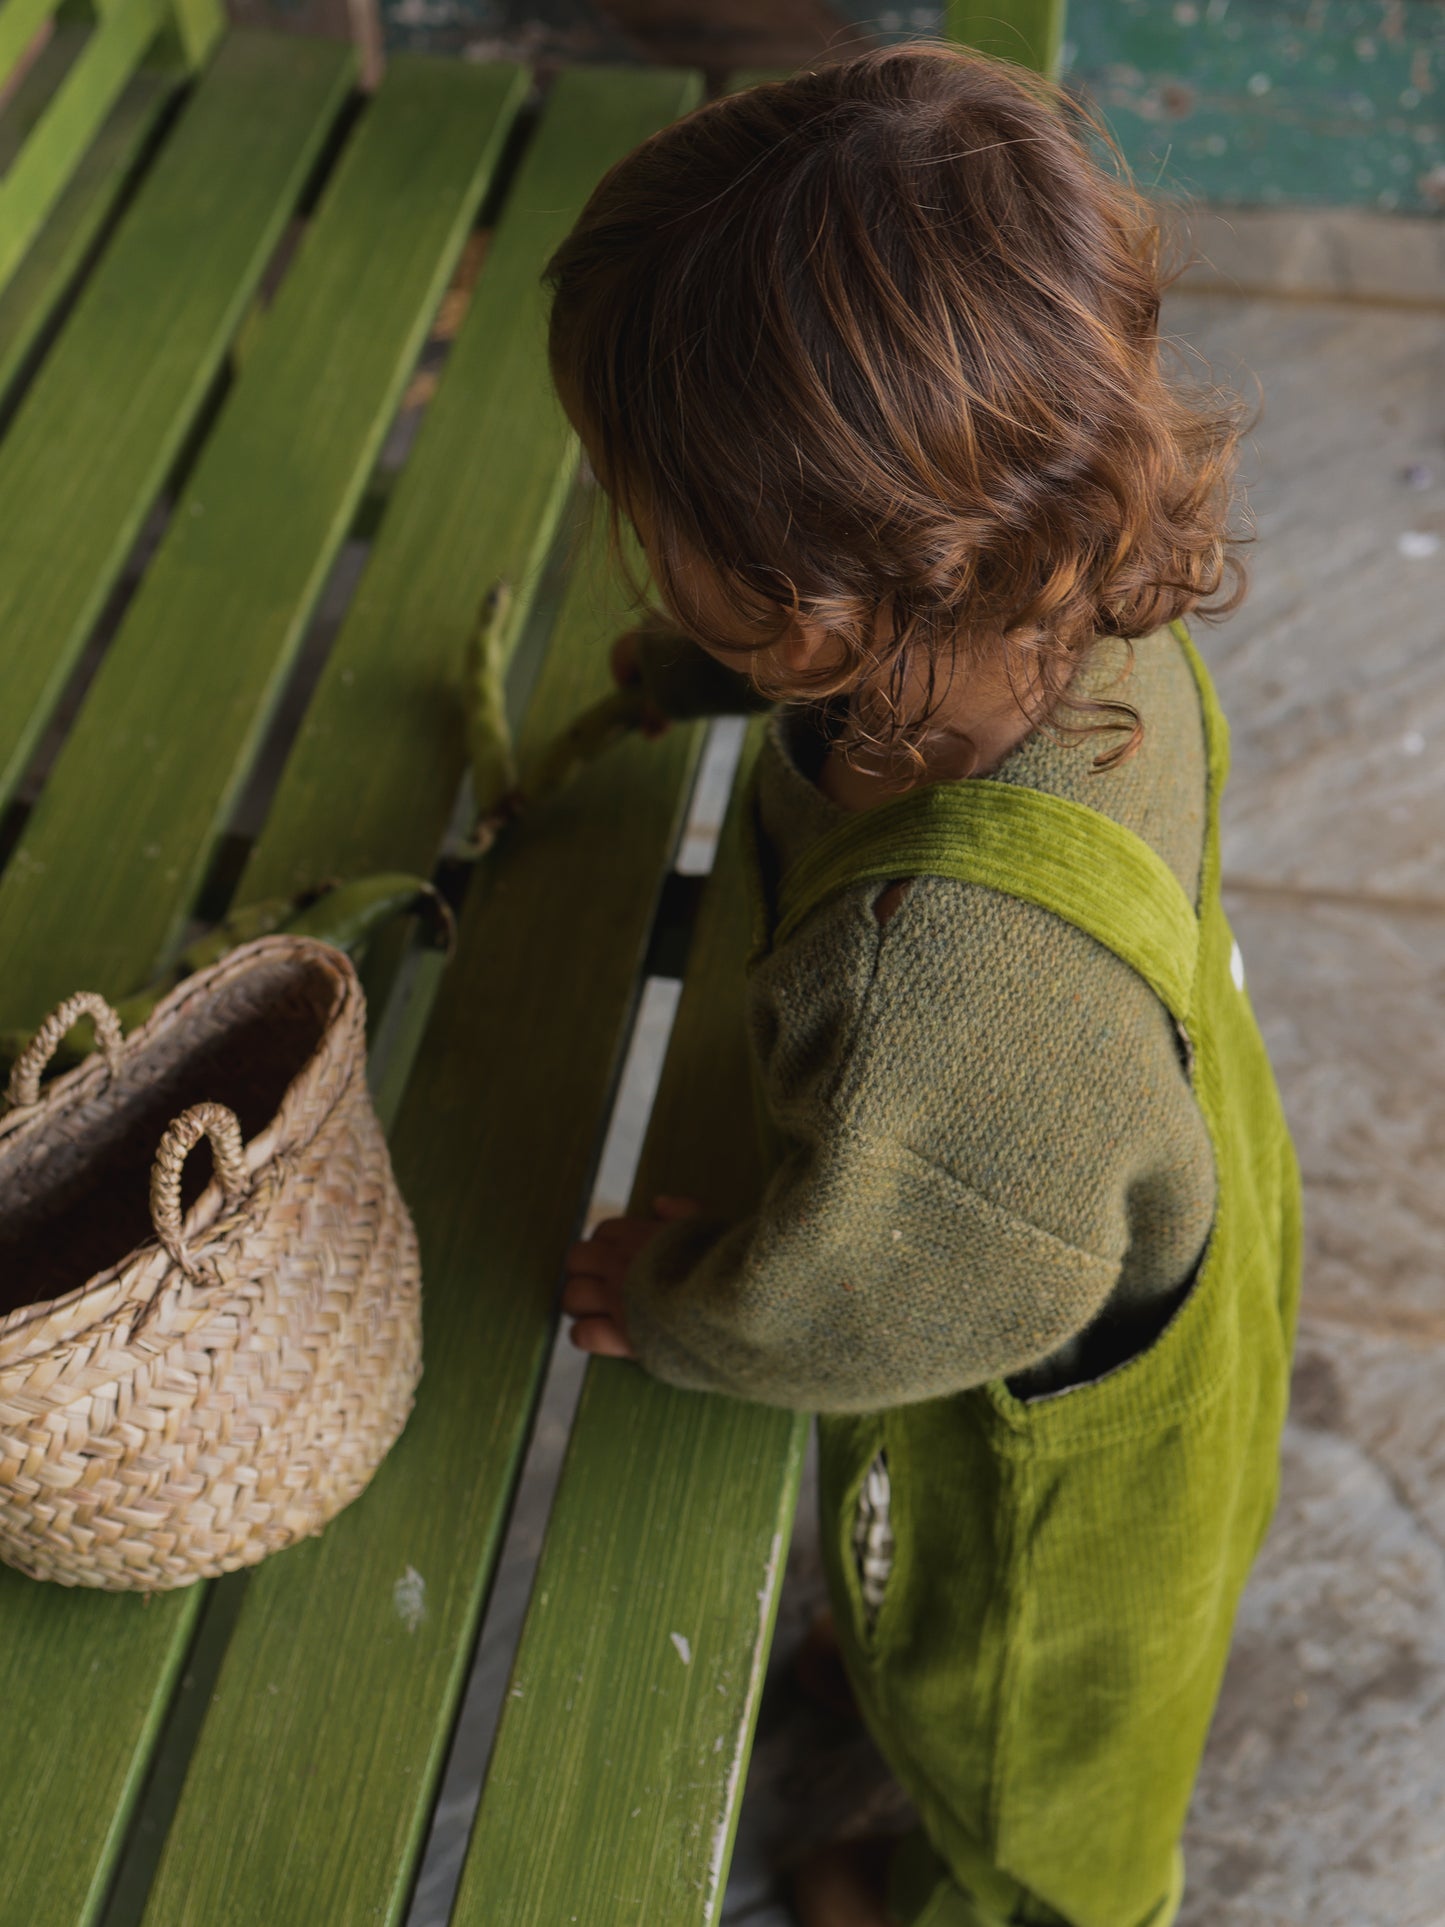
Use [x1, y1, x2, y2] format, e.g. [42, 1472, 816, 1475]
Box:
[562, 1195, 701, 1358]
[610, 630, 672, 741]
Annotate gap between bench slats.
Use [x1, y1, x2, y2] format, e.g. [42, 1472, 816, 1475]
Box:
[0, 0, 60, 102]
[131, 67, 707, 1927]
[0, 32, 355, 819]
[457, 721, 809, 1926]
[0, 55, 524, 1927]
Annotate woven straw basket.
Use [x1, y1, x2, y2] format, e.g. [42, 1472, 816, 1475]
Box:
[0, 936, 422, 1590]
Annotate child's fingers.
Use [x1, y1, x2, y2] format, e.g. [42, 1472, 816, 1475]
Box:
[563, 1237, 623, 1285]
[587, 1214, 652, 1247]
[568, 1314, 635, 1360]
[561, 1274, 614, 1318]
[652, 1194, 702, 1220]
[585, 1217, 635, 1248]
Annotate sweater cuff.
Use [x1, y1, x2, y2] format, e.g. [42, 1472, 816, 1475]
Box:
[633, 622, 775, 721]
[622, 1214, 746, 1396]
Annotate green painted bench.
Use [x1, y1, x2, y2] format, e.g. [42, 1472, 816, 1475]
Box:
[0, 3, 1059, 1921]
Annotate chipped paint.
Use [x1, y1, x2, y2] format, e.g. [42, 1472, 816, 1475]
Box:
[701, 1529, 786, 1923]
[393, 1565, 427, 1633]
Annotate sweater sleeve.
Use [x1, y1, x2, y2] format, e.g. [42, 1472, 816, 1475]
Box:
[632, 618, 776, 721]
[622, 1118, 1123, 1414]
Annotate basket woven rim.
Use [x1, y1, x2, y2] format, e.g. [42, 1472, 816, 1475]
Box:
[0, 936, 363, 1358]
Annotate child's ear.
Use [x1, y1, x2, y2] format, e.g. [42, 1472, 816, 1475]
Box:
[779, 612, 832, 675]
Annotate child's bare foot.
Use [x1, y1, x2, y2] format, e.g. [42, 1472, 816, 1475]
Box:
[792, 1608, 859, 1721]
[791, 1835, 898, 1927]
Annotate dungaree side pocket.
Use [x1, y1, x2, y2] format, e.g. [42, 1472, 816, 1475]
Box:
[853, 1449, 894, 1635]
[823, 1413, 905, 1662]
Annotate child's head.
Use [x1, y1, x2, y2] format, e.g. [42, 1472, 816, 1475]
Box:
[545, 42, 1246, 775]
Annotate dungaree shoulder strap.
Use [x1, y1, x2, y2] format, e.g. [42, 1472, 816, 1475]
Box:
[771, 625, 1206, 1028]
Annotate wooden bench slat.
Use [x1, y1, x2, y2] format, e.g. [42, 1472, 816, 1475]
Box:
[946, 0, 1064, 75]
[0, 53, 527, 1030]
[0, 57, 173, 412]
[0, 0, 169, 294]
[0, 1574, 208, 1927]
[166, 0, 225, 71]
[139, 515, 706, 1927]
[458, 723, 809, 1926]
[233, 65, 704, 902]
[0, 31, 353, 815]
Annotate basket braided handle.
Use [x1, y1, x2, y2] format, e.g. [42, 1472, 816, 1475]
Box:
[150, 1103, 250, 1280]
[5, 992, 125, 1109]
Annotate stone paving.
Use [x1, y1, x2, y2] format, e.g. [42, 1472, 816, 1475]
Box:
[407, 225, 1445, 1927]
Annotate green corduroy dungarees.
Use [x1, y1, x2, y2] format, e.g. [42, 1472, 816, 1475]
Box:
[742, 626, 1303, 1927]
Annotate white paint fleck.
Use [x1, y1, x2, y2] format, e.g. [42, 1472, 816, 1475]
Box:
[1230, 941, 1246, 992]
[671, 1632, 692, 1665]
[1398, 531, 1441, 560]
[1402, 731, 1427, 756]
[1247, 71, 1272, 95]
[631, 1807, 642, 1818]
[891, 1229, 902, 1242]
[393, 1565, 427, 1633]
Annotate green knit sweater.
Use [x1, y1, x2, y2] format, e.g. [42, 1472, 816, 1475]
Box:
[621, 624, 1216, 1411]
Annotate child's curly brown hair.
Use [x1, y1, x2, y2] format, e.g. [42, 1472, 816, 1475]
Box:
[544, 40, 1249, 776]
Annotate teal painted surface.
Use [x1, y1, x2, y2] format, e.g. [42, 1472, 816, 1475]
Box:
[822, 0, 1445, 211]
[1065, 0, 1444, 215]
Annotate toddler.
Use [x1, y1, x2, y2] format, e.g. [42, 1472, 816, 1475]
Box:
[555, 44, 1301, 1927]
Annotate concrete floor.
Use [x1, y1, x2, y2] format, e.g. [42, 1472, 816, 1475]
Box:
[407, 215, 1445, 1927]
